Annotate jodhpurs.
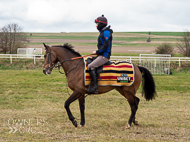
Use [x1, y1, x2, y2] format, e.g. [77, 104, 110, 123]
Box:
[87, 55, 109, 70]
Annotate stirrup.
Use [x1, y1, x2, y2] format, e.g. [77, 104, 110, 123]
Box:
[87, 89, 98, 94]
[86, 84, 98, 94]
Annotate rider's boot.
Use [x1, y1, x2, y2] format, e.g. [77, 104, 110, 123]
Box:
[87, 70, 98, 94]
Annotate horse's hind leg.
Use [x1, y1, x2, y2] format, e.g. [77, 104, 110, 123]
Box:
[125, 91, 139, 129]
[116, 87, 140, 129]
[132, 96, 140, 125]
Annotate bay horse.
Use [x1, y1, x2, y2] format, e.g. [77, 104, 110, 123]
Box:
[42, 43, 156, 129]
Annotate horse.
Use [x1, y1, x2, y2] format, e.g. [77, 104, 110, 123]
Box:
[42, 43, 157, 129]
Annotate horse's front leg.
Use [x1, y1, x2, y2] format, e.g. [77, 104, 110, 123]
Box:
[64, 90, 82, 127]
[78, 95, 85, 127]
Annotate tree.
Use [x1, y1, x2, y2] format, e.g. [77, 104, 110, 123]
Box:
[0, 23, 29, 54]
[177, 31, 190, 57]
[155, 43, 174, 56]
[0, 27, 9, 54]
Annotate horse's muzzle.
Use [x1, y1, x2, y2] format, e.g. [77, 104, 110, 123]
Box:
[43, 70, 46, 75]
[43, 69, 51, 75]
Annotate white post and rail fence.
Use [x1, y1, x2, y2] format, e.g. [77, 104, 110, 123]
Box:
[0, 54, 190, 75]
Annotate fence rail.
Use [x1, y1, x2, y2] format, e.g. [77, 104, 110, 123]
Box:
[0, 54, 190, 74]
[0, 54, 43, 64]
[110, 56, 190, 65]
[0, 54, 190, 65]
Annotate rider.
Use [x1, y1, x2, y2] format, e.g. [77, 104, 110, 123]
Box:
[87, 15, 113, 94]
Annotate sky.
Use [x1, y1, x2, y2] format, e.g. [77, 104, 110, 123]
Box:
[0, 0, 190, 33]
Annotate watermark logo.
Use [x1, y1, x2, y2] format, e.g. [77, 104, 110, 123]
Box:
[7, 118, 48, 134]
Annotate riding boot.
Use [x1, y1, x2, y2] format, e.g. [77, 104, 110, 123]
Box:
[87, 70, 98, 94]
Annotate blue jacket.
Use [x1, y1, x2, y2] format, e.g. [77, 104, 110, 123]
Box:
[96, 26, 113, 59]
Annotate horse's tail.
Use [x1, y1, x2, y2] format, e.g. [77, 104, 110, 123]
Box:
[137, 66, 157, 101]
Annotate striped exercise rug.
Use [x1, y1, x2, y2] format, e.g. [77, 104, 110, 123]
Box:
[84, 58, 134, 86]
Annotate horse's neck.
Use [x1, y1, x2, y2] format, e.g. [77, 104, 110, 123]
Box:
[58, 52, 82, 75]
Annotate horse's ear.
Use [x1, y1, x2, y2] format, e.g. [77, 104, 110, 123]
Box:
[43, 43, 48, 50]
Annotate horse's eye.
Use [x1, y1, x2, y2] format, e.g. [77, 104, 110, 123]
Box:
[44, 55, 47, 58]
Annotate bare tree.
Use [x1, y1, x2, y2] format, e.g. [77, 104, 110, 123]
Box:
[0, 23, 29, 54]
[0, 27, 9, 54]
[176, 31, 190, 57]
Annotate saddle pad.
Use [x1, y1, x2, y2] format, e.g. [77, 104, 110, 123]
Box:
[84, 57, 134, 86]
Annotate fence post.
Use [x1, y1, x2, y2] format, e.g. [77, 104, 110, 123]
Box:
[10, 55, 12, 64]
[168, 57, 171, 75]
[34, 56, 36, 64]
[179, 58, 181, 67]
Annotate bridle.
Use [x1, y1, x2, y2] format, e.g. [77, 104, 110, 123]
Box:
[43, 46, 57, 71]
[43, 46, 88, 76]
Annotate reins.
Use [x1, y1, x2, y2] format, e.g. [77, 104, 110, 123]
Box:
[71, 54, 93, 60]
[56, 58, 83, 75]
[56, 54, 93, 75]
[44, 46, 92, 75]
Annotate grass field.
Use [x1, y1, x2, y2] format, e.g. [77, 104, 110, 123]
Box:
[27, 32, 183, 39]
[0, 69, 190, 141]
[0, 31, 189, 141]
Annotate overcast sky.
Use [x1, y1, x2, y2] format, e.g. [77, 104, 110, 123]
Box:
[0, 0, 190, 32]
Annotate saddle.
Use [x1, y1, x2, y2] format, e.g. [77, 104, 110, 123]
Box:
[84, 57, 134, 86]
[86, 57, 112, 80]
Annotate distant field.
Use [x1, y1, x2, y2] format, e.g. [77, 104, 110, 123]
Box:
[27, 32, 184, 38]
[27, 32, 182, 42]
[26, 32, 183, 54]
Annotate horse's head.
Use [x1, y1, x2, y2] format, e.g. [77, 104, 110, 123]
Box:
[43, 43, 59, 75]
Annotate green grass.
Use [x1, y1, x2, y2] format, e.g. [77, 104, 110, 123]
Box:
[28, 35, 97, 40]
[26, 32, 182, 41]
[154, 70, 190, 92]
[127, 32, 184, 36]
[0, 59, 44, 70]
[26, 32, 98, 39]
[0, 31, 189, 141]
[0, 69, 190, 141]
[114, 37, 178, 42]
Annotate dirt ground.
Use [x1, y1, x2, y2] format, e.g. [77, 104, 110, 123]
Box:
[29, 39, 157, 53]
[29, 45, 156, 53]
[29, 38, 180, 53]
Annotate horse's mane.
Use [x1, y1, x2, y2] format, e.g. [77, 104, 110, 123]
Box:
[53, 43, 81, 56]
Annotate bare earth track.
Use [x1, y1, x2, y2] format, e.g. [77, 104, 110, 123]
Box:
[29, 38, 157, 53]
[28, 32, 181, 53]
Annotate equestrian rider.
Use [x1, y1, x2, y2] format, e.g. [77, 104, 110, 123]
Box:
[87, 15, 113, 94]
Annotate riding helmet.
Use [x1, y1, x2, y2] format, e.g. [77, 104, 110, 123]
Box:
[95, 15, 108, 31]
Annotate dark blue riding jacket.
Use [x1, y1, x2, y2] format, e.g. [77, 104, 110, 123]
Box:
[96, 26, 113, 59]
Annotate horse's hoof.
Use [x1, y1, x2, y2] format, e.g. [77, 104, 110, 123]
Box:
[72, 120, 78, 127]
[126, 124, 131, 129]
[122, 124, 130, 129]
[77, 124, 85, 128]
[133, 120, 139, 125]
